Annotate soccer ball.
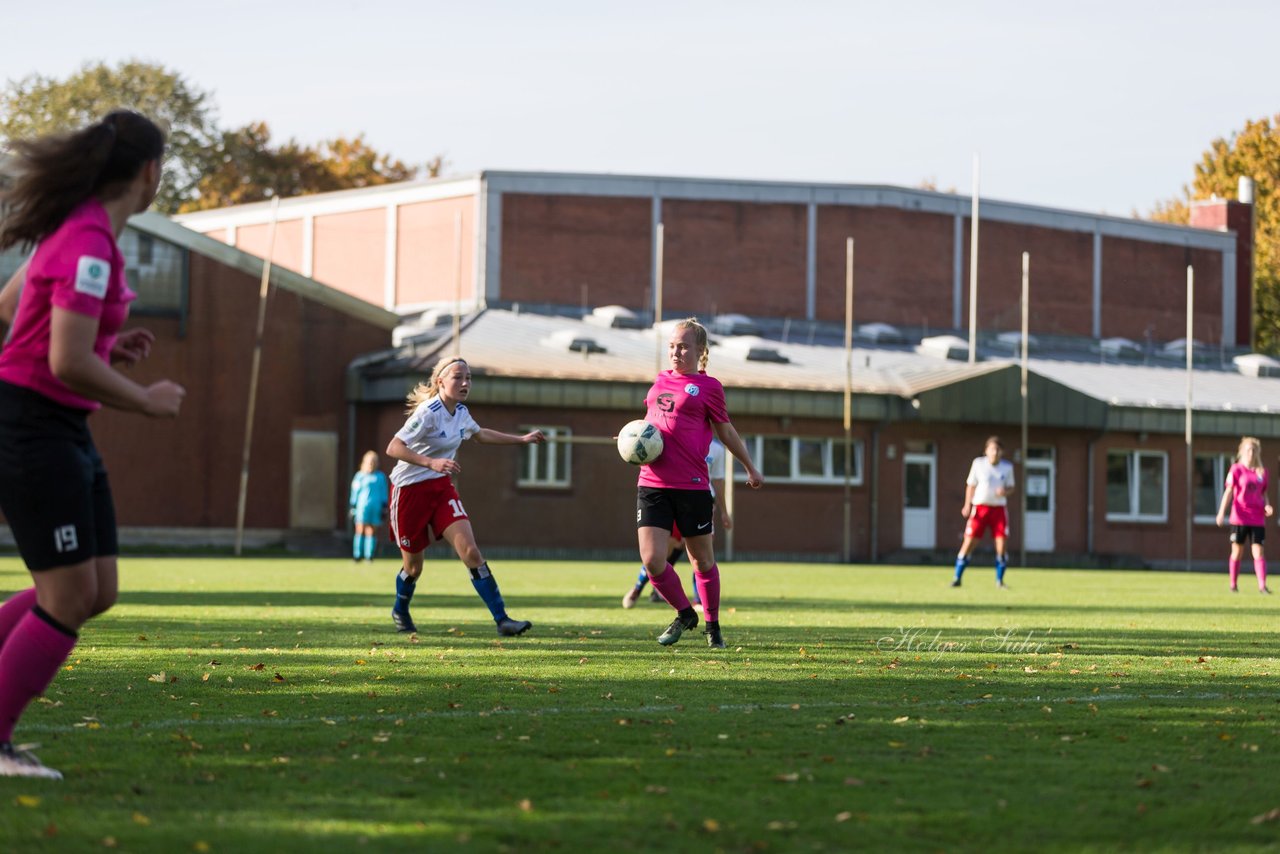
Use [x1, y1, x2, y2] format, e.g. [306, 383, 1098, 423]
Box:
[617, 420, 663, 465]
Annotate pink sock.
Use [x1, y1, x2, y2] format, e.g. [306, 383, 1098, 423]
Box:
[0, 609, 78, 742]
[694, 564, 721, 623]
[648, 563, 692, 611]
[1229, 559, 1240, 589]
[1255, 557, 1268, 590]
[0, 589, 37, 649]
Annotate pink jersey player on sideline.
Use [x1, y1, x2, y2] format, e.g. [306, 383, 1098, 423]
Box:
[0, 111, 185, 780]
[1215, 436, 1273, 593]
[635, 318, 763, 649]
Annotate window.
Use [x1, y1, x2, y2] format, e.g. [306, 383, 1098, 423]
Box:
[1194, 453, 1233, 523]
[519, 426, 571, 487]
[119, 227, 186, 315]
[737, 435, 863, 485]
[0, 229, 186, 318]
[1106, 450, 1167, 522]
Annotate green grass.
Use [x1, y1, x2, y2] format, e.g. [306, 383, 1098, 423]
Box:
[0, 557, 1277, 852]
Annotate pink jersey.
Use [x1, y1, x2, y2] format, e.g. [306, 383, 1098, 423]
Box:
[1226, 462, 1269, 527]
[0, 199, 134, 410]
[637, 370, 729, 490]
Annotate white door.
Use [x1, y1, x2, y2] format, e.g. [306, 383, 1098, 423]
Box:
[902, 451, 936, 549]
[1023, 450, 1055, 552]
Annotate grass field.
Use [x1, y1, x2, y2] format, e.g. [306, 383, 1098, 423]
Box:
[0, 556, 1277, 852]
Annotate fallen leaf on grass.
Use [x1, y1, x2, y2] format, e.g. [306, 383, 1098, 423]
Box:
[893, 716, 910, 724]
[1135, 778, 1153, 788]
[132, 812, 151, 826]
[1250, 807, 1280, 824]
[518, 798, 533, 812]
[702, 819, 720, 833]
[843, 777, 865, 786]
[835, 811, 852, 822]
[147, 672, 166, 683]
[1152, 764, 1170, 773]
[774, 773, 799, 783]
[15, 795, 41, 807]
[248, 664, 265, 672]
[273, 673, 285, 683]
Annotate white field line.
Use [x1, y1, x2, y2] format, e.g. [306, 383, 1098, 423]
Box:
[20, 690, 1280, 736]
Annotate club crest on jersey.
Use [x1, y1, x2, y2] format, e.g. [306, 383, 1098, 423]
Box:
[685, 383, 700, 396]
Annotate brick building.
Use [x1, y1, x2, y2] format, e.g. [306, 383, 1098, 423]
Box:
[175, 171, 1250, 348]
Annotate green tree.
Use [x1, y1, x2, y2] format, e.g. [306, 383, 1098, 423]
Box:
[1151, 115, 1280, 353]
[181, 125, 439, 212]
[0, 60, 218, 214]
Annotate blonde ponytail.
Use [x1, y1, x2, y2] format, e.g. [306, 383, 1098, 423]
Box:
[405, 356, 468, 412]
[675, 317, 710, 371]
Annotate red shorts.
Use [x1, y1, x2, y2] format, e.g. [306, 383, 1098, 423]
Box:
[965, 505, 1008, 539]
[389, 477, 469, 553]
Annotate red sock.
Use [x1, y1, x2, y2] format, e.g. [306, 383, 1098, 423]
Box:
[1255, 557, 1268, 590]
[694, 564, 721, 623]
[0, 589, 37, 650]
[0, 608, 78, 742]
[1229, 559, 1240, 589]
[648, 563, 692, 611]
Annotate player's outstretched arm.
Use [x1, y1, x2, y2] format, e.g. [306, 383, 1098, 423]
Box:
[475, 427, 545, 445]
[0, 260, 27, 327]
[712, 421, 762, 488]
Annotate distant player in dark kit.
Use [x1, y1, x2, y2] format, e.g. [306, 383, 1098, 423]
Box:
[0, 112, 185, 778]
[952, 436, 1016, 588]
[386, 355, 544, 636]
[1216, 436, 1273, 593]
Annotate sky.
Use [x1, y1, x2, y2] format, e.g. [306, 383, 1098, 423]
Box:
[1, 0, 1275, 216]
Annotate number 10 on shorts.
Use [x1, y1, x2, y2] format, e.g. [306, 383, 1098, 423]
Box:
[448, 499, 466, 518]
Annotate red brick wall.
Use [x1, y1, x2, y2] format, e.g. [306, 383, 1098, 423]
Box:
[313, 209, 386, 306]
[1101, 238, 1223, 343]
[960, 221, 1094, 337]
[397, 195, 477, 306]
[816, 207, 954, 330]
[501, 194, 651, 308]
[661, 199, 808, 318]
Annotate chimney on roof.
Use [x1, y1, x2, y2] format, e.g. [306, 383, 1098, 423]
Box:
[1190, 179, 1255, 349]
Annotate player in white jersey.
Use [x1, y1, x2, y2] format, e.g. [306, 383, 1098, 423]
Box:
[951, 436, 1016, 588]
[386, 356, 545, 636]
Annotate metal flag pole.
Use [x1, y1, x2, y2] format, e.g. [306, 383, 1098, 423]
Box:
[234, 196, 280, 557]
[968, 153, 980, 363]
[1020, 252, 1030, 568]
[1185, 265, 1194, 572]
[843, 237, 855, 563]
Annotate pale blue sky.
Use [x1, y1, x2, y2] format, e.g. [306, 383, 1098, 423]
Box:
[2, 1, 1274, 215]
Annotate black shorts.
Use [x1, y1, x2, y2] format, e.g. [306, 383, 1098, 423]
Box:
[1230, 525, 1266, 546]
[637, 486, 714, 537]
[0, 381, 117, 570]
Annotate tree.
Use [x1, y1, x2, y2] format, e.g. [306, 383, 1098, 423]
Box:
[0, 60, 218, 214]
[1151, 115, 1280, 353]
[181, 125, 438, 212]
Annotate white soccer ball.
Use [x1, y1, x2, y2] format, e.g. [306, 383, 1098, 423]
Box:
[617, 420, 664, 465]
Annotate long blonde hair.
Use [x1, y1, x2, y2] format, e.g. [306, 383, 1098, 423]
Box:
[405, 355, 468, 412]
[674, 317, 710, 371]
[1238, 436, 1262, 468]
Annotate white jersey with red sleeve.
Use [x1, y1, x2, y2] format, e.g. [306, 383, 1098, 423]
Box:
[967, 456, 1015, 506]
[389, 397, 480, 487]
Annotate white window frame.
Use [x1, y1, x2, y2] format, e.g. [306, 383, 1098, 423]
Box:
[518, 425, 571, 488]
[1105, 449, 1168, 523]
[1193, 453, 1234, 525]
[736, 434, 864, 485]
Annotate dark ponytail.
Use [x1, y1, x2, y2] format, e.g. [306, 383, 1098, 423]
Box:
[0, 110, 165, 251]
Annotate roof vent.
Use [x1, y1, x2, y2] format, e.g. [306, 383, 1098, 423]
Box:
[585, 304, 645, 329]
[858, 322, 906, 344]
[996, 331, 1038, 353]
[1099, 337, 1142, 360]
[544, 329, 607, 354]
[719, 336, 791, 364]
[709, 313, 760, 336]
[1160, 339, 1203, 359]
[916, 334, 971, 361]
[1234, 353, 1280, 378]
